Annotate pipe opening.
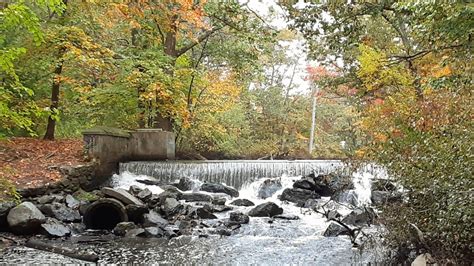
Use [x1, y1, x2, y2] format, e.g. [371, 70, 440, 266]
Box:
[83, 198, 128, 230]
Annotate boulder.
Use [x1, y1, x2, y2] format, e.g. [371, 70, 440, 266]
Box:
[323, 222, 350, 237]
[144, 227, 166, 237]
[302, 199, 320, 209]
[125, 228, 146, 237]
[7, 202, 46, 234]
[41, 218, 71, 237]
[129, 185, 143, 196]
[342, 208, 376, 226]
[279, 188, 320, 204]
[101, 187, 143, 206]
[230, 199, 255, 207]
[137, 188, 152, 201]
[181, 192, 213, 203]
[143, 210, 168, 227]
[65, 194, 80, 209]
[200, 183, 239, 198]
[229, 212, 249, 224]
[136, 179, 161, 186]
[293, 176, 316, 191]
[113, 222, 137, 236]
[161, 198, 183, 217]
[327, 210, 343, 220]
[40, 203, 81, 222]
[331, 190, 359, 206]
[0, 201, 16, 231]
[248, 202, 283, 217]
[126, 204, 149, 224]
[186, 207, 217, 220]
[202, 204, 232, 213]
[371, 191, 402, 206]
[257, 178, 282, 199]
[212, 196, 227, 206]
[273, 214, 300, 220]
[37, 195, 59, 205]
[174, 177, 197, 191]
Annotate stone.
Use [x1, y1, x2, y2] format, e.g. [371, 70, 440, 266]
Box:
[342, 208, 376, 226]
[136, 179, 162, 186]
[137, 188, 152, 201]
[181, 192, 213, 203]
[126, 204, 149, 224]
[332, 190, 359, 206]
[143, 210, 168, 227]
[186, 207, 217, 220]
[230, 199, 255, 207]
[212, 196, 227, 206]
[257, 178, 282, 199]
[40, 203, 81, 222]
[371, 179, 397, 192]
[68, 223, 86, 234]
[211, 228, 232, 236]
[273, 214, 300, 220]
[129, 185, 143, 196]
[411, 253, 434, 266]
[279, 188, 320, 204]
[248, 202, 283, 217]
[200, 183, 239, 198]
[144, 227, 166, 237]
[113, 222, 137, 236]
[302, 199, 320, 209]
[41, 218, 71, 237]
[37, 195, 57, 205]
[371, 191, 402, 206]
[323, 222, 350, 237]
[101, 187, 144, 206]
[175, 177, 195, 191]
[7, 202, 46, 234]
[65, 194, 80, 209]
[202, 204, 232, 213]
[125, 228, 146, 237]
[161, 198, 183, 217]
[229, 212, 249, 224]
[293, 176, 316, 191]
[327, 210, 343, 221]
[0, 201, 16, 231]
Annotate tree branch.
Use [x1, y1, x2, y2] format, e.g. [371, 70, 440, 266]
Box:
[176, 26, 222, 57]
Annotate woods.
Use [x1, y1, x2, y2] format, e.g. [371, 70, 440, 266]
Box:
[1, 0, 473, 264]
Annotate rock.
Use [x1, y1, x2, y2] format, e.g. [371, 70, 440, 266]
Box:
[411, 253, 434, 266]
[0, 201, 16, 231]
[327, 210, 343, 220]
[293, 176, 316, 191]
[200, 183, 239, 198]
[128, 185, 143, 196]
[248, 202, 283, 217]
[342, 208, 376, 226]
[212, 196, 227, 206]
[210, 228, 232, 236]
[125, 228, 146, 237]
[137, 188, 152, 201]
[230, 199, 255, 207]
[101, 187, 143, 206]
[113, 222, 137, 236]
[371, 191, 402, 206]
[68, 223, 86, 234]
[186, 207, 217, 220]
[7, 202, 46, 234]
[176, 220, 195, 235]
[302, 199, 320, 209]
[332, 190, 359, 206]
[65, 195, 80, 209]
[371, 179, 397, 192]
[323, 222, 350, 237]
[40, 203, 81, 222]
[126, 204, 149, 224]
[175, 177, 195, 191]
[144, 227, 166, 237]
[161, 198, 183, 217]
[41, 218, 71, 237]
[37, 195, 57, 205]
[143, 210, 168, 227]
[257, 178, 282, 199]
[202, 204, 232, 213]
[273, 214, 300, 220]
[136, 179, 161, 186]
[181, 192, 213, 203]
[229, 212, 249, 224]
[279, 188, 320, 204]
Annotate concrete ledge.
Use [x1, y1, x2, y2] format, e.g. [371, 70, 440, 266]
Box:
[83, 127, 175, 177]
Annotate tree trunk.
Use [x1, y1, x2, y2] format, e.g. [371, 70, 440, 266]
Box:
[44, 62, 63, 140]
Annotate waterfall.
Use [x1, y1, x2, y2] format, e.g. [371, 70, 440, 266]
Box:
[119, 160, 345, 189]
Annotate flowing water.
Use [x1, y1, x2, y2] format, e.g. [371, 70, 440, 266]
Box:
[0, 160, 387, 265]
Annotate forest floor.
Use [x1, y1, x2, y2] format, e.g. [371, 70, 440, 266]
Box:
[0, 138, 85, 188]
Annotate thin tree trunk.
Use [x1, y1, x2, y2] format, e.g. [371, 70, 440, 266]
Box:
[44, 62, 63, 140]
[309, 85, 319, 154]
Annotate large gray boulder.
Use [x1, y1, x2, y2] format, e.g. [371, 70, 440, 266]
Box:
[248, 202, 283, 217]
[229, 212, 249, 224]
[200, 183, 239, 198]
[279, 188, 320, 205]
[230, 199, 255, 207]
[257, 178, 282, 199]
[7, 202, 46, 234]
[342, 208, 376, 226]
[143, 210, 168, 227]
[323, 222, 350, 237]
[101, 187, 144, 206]
[113, 222, 138, 236]
[181, 192, 213, 203]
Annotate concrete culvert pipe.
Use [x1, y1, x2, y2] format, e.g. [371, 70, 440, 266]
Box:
[83, 198, 128, 229]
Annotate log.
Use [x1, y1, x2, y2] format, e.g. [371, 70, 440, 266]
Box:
[25, 239, 99, 262]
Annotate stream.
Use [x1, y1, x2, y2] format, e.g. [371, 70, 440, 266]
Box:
[0, 160, 388, 265]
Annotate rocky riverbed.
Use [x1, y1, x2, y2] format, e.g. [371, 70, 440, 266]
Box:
[0, 169, 402, 264]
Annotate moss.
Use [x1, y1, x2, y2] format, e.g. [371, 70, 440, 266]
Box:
[82, 126, 131, 138]
[73, 189, 99, 201]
